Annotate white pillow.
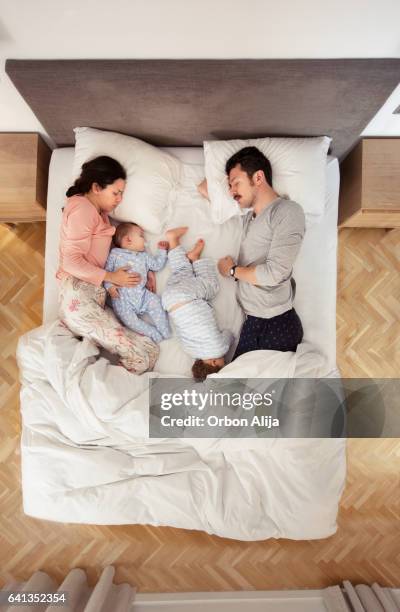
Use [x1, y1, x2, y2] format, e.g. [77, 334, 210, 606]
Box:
[203, 136, 331, 224]
[72, 127, 182, 234]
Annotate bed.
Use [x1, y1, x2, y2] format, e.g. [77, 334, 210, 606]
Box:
[15, 144, 346, 540]
[12, 57, 400, 541]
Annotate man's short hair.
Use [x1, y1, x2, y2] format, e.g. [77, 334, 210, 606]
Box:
[225, 146, 273, 187]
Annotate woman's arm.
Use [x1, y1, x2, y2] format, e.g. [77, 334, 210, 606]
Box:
[61, 207, 107, 286]
[103, 252, 116, 290]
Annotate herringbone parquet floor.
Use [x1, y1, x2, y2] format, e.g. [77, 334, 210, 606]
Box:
[0, 223, 399, 591]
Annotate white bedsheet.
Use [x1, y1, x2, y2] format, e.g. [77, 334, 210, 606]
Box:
[17, 321, 345, 540]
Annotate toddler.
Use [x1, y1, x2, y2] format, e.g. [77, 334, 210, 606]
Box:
[161, 227, 233, 381]
[104, 222, 171, 343]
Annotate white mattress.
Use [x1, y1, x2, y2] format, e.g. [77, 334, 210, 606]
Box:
[44, 147, 339, 373]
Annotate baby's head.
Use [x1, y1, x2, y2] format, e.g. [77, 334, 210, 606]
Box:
[114, 222, 145, 252]
[192, 357, 225, 382]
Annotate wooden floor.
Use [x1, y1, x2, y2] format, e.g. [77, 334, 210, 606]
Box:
[0, 223, 399, 591]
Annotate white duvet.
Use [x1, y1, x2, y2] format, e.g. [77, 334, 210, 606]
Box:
[17, 321, 345, 541]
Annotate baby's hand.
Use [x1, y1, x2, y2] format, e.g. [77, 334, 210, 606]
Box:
[107, 285, 120, 299]
[158, 240, 169, 250]
[146, 271, 157, 293]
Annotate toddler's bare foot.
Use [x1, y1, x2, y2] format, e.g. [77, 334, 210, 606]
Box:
[187, 239, 205, 262]
[165, 226, 188, 249]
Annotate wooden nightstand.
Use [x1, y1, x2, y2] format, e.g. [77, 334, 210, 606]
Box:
[0, 133, 52, 223]
[339, 138, 400, 228]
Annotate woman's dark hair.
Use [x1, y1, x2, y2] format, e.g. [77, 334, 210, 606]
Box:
[66, 156, 127, 197]
[225, 146, 273, 187]
[192, 359, 223, 382]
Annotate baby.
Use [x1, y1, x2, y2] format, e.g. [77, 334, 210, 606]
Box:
[104, 222, 171, 344]
[161, 227, 233, 381]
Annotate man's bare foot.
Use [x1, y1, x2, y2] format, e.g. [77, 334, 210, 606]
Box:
[165, 226, 188, 249]
[187, 239, 205, 262]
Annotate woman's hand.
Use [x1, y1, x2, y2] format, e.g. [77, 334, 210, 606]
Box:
[105, 267, 141, 287]
[146, 271, 157, 293]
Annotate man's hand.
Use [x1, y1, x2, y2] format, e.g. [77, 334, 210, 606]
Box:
[197, 179, 209, 200]
[158, 240, 169, 250]
[218, 256, 235, 277]
[107, 285, 120, 299]
[146, 270, 157, 293]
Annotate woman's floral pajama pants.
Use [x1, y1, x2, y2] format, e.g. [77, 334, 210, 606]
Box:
[59, 276, 159, 374]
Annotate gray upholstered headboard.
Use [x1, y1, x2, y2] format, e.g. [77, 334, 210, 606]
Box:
[5, 59, 400, 159]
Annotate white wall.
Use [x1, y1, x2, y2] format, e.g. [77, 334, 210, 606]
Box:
[0, 0, 400, 144]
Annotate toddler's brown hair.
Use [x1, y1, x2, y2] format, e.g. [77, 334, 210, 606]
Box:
[192, 359, 223, 382]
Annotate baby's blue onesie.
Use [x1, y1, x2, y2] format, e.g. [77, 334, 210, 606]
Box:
[104, 247, 171, 343]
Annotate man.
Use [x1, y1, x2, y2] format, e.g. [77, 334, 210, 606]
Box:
[217, 146, 305, 360]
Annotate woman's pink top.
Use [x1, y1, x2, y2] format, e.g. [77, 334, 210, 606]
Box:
[57, 195, 115, 286]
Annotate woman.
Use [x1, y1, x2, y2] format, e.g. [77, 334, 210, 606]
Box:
[57, 155, 159, 373]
